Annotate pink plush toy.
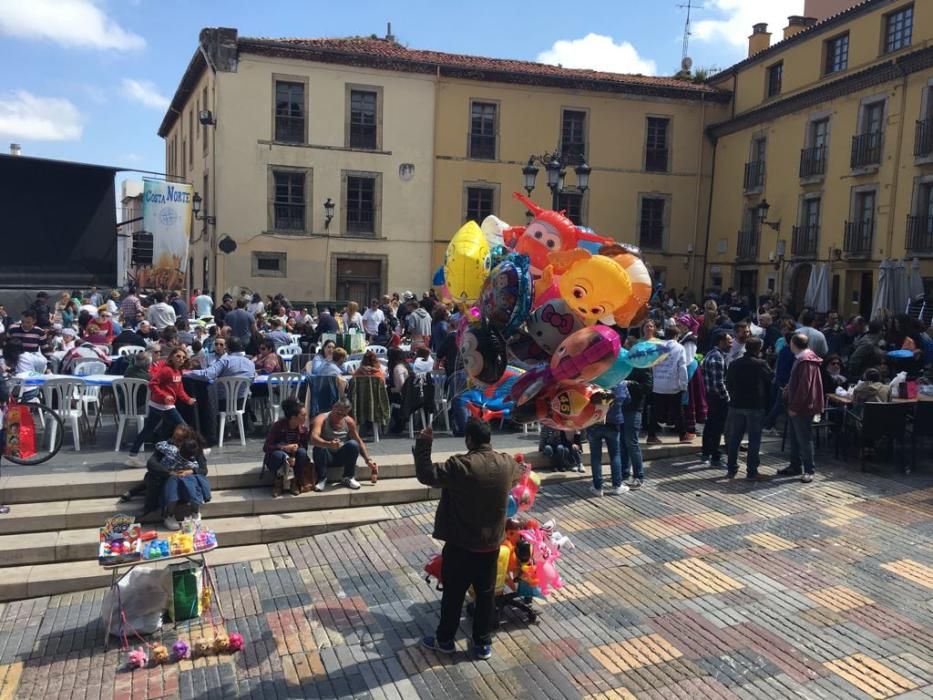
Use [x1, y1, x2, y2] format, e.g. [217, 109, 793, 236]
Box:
[227, 633, 244, 652]
[127, 647, 148, 669]
[521, 528, 564, 596]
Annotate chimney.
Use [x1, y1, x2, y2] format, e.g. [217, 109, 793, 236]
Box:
[748, 23, 771, 57]
[9, 143, 21, 156]
[385, 22, 395, 43]
[783, 15, 817, 40]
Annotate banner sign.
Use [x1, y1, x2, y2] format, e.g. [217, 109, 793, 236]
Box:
[133, 178, 192, 290]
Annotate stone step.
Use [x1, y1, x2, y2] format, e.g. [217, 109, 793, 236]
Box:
[0, 505, 395, 573]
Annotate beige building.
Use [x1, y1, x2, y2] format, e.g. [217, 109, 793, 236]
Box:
[706, 0, 933, 314]
[159, 28, 436, 304]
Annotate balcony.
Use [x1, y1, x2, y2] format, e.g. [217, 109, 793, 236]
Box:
[843, 220, 874, 256]
[736, 229, 759, 261]
[791, 224, 819, 258]
[743, 159, 765, 192]
[915, 118, 933, 158]
[906, 215, 933, 253]
[799, 145, 826, 179]
[850, 131, 882, 169]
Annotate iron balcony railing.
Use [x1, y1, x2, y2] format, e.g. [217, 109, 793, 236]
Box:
[850, 131, 882, 168]
[843, 220, 874, 255]
[799, 145, 826, 178]
[736, 229, 759, 260]
[792, 224, 819, 257]
[906, 215, 933, 253]
[743, 159, 765, 191]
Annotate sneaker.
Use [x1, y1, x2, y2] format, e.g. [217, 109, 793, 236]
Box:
[800, 473, 814, 483]
[314, 479, 327, 492]
[342, 477, 361, 490]
[118, 491, 133, 503]
[627, 478, 643, 489]
[589, 485, 604, 497]
[646, 436, 662, 445]
[473, 644, 492, 660]
[163, 515, 181, 531]
[606, 484, 630, 496]
[776, 466, 802, 476]
[125, 454, 145, 468]
[421, 636, 455, 654]
[202, 448, 212, 457]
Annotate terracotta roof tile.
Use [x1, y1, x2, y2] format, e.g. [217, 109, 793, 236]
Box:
[240, 36, 725, 96]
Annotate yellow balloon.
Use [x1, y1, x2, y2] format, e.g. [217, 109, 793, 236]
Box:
[444, 221, 490, 303]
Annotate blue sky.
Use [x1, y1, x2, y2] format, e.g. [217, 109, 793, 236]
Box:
[0, 0, 804, 176]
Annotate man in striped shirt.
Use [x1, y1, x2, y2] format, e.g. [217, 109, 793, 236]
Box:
[701, 331, 733, 468]
[6, 310, 46, 353]
[120, 288, 144, 327]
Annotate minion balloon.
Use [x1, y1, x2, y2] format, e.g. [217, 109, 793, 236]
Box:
[444, 221, 491, 304]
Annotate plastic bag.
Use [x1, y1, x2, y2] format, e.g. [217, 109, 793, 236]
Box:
[101, 567, 169, 637]
[888, 371, 907, 398]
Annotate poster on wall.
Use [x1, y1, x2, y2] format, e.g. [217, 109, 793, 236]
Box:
[132, 178, 192, 290]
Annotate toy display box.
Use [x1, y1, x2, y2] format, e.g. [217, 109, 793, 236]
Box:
[98, 514, 142, 565]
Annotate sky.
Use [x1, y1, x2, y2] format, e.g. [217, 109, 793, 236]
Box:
[0, 0, 805, 177]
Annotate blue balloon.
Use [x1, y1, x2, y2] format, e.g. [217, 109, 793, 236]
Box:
[506, 494, 518, 518]
[432, 266, 445, 286]
[627, 340, 671, 369]
[594, 349, 633, 389]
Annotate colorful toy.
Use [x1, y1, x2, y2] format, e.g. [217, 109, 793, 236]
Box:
[172, 640, 190, 661]
[227, 633, 245, 652]
[213, 633, 230, 654]
[444, 221, 491, 303]
[127, 647, 148, 669]
[507, 193, 583, 277]
[169, 532, 194, 556]
[510, 460, 540, 513]
[537, 248, 633, 326]
[480, 214, 509, 247]
[460, 325, 507, 386]
[98, 515, 142, 565]
[151, 644, 170, 664]
[627, 340, 672, 368]
[524, 298, 584, 356]
[193, 637, 213, 658]
[599, 243, 654, 327]
[594, 348, 634, 389]
[480, 253, 533, 337]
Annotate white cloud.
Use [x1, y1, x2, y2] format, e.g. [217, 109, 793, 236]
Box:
[121, 79, 169, 110]
[537, 33, 657, 75]
[0, 0, 144, 50]
[692, 0, 805, 50]
[0, 90, 83, 141]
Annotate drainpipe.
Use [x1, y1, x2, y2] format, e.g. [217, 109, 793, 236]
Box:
[701, 131, 718, 299]
[690, 93, 707, 294]
[884, 62, 909, 259]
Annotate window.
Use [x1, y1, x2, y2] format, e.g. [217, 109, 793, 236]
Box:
[272, 171, 305, 231]
[744, 137, 766, 190]
[864, 101, 884, 135]
[560, 109, 586, 161]
[274, 80, 305, 144]
[469, 101, 497, 160]
[349, 89, 378, 149]
[252, 252, 287, 278]
[645, 117, 670, 172]
[803, 197, 821, 229]
[466, 186, 495, 222]
[346, 176, 376, 234]
[639, 197, 665, 249]
[811, 118, 829, 149]
[766, 62, 783, 97]
[557, 192, 583, 225]
[801, 118, 829, 177]
[884, 4, 913, 54]
[202, 86, 209, 153]
[188, 110, 193, 166]
[852, 101, 885, 168]
[855, 190, 876, 226]
[825, 33, 849, 74]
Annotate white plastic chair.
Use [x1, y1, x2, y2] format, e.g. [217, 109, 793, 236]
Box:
[118, 345, 145, 357]
[342, 360, 361, 374]
[112, 378, 149, 451]
[70, 359, 108, 420]
[430, 370, 452, 435]
[266, 372, 302, 424]
[41, 377, 86, 451]
[216, 376, 252, 447]
[276, 344, 302, 361]
[364, 345, 388, 357]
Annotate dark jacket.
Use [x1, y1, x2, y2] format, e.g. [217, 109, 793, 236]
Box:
[726, 355, 773, 410]
[624, 367, 652, 412]
[786, 349, 824, 417]
[263, 419, 310, 454]
[414, 440, 522, 551]
[112, 329, 147, 351]
[143, 450, 207, 515]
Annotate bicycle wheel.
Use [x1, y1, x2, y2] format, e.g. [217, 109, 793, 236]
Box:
[3, 402, 65, 466]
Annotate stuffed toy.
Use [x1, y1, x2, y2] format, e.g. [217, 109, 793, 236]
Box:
[151, 644, 170, 664]
[127, 647, 148, 669]
[172, 639, 189, 661]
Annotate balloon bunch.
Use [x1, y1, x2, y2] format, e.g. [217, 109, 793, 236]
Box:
[434, 195, 665, 431]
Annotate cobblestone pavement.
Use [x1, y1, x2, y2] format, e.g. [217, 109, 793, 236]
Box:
[1, 448, 932, 699]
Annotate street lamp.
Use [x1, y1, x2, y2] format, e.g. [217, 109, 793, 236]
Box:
[575, 162, 591, 192]
[192, 192, 215, 225]
[757, 198, 781, 232]
[523, 149, 591, 216]
[323, 197, 335, 230]
[521, 158, 539, 196]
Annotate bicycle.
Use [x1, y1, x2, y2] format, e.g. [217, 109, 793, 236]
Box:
[2, 377, 65, 466]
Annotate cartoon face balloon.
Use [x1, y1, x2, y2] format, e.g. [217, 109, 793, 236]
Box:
[627, 340, 672, 369]
[543, 382, 612, 431]
[526, 298, 584, 356]
[509, 193, 580, 277]
[550, 325, 622, 385]
[551, 251, 633, 326]
[444, 221, 491, 303]
[459, 325, 507, 385]
[594, 348, 634, 389]
[599, 243, 654, 328]
[480, 254, 532, 337]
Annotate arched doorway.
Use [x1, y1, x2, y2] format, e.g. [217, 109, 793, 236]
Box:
[789, 263, 812, 314]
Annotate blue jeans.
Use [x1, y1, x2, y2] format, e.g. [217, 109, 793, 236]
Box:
[727, 408, 764, 475]
[162, 473, 211, 509]
[266, 448, 312, 484]
[130, 407, 186, 456]
[588, 424, 622, 489]
[764, 382, 785, 430]
[787, 414, 816, 474]
[312, 440, 360, 480]
[620, 411, 645, 479]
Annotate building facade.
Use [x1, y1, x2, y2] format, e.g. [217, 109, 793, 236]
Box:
[706, 0, 933, 315]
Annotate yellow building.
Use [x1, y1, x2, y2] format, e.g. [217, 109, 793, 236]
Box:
[706, 0, 933, 315]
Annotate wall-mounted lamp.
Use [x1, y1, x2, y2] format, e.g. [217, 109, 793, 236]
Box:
[323, 198, 335, 230]
[757, 199, 781, 232]
[192, 192, 215, 225]
[198, 110, 216, 127]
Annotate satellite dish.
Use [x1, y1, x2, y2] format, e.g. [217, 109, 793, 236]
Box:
[681, 56, 693, 71]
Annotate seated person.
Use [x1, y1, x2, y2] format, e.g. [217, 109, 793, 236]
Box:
[265, 319, 292, 348]
[310, 398, 378, 491]
[412, 346, 435, 373]
[314, 346, 348, 393]
[538, 426, 584, 472]
[852, 368, 891, 408]
[111, 324, 149, 352]
[353, 349, 385, 379]
[186, 336, 256, 407]
[263, 398, 312, 497]
[387, 347, 410, 399]
[82, 308, 115, 345]
[155, 437, 212, 530]
[309, 340, 337, 374]
[254, 340, 284, 375]
[60, 340, 111, 374]
[821, 353, 848, 394]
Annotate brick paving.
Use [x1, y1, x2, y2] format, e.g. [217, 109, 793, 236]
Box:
[0, 448, 932, 699]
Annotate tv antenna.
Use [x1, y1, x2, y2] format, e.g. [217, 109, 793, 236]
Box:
[677, 0, 703, 65]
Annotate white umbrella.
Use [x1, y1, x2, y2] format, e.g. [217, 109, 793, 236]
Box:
[892, 258, 909, 312]
[871, 258, 892, 321]
[908, 257, 925, 300]
[803, 263, 831, 312]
